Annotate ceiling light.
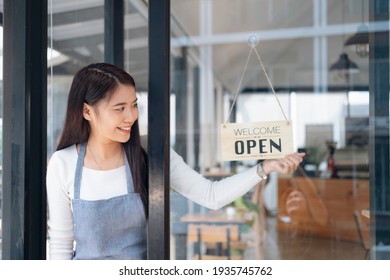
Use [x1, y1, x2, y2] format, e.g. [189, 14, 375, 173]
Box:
[330, 0, 359, 77]
[329, 52, 359, 75]
[345, 25, 369, 58]
[344, 0, 369, 58]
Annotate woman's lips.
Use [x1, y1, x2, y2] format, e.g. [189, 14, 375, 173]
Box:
[118, 126, 131, 133]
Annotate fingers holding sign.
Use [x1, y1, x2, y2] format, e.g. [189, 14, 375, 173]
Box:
[262, 152, 305, 175]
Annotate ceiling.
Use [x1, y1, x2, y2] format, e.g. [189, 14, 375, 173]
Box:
[14, 0, 377, 92]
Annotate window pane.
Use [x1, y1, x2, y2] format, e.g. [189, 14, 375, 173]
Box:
[46, 0, 104, 259]
[47, 0, 104, 158]
[170, 0, 374, 260]
[124, 0, 149, 135]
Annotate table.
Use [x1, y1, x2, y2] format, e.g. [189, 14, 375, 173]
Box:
[277, 177, 369, 242]
[180, 210, 252, 259]
[180, 209, 252, 225]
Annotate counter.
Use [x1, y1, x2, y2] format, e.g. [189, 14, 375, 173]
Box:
[277, 177, 369, 242]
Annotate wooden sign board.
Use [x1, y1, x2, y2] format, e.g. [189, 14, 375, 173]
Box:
[220, 120, 294, 161]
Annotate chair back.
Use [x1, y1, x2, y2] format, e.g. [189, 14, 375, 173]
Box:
[353, 210, 370, 259]
[187, 224, 241, 260]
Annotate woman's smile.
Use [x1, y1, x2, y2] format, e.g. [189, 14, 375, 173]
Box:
[118, 126, 131, 134]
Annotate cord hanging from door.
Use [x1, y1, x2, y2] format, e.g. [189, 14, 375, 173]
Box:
[225, 35, 288, 124]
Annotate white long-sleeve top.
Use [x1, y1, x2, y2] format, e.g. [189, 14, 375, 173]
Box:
[46, 144, 263, 260]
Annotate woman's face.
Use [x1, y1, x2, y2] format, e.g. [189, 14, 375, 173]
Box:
[84, 84, 138, 144]
[285, 190, 308, 215]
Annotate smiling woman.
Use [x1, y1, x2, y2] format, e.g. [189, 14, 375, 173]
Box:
[45, 62, 304, 260]
[47, 63, 149, 260]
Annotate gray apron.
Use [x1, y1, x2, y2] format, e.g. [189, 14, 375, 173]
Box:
[72, 143, 147, 260]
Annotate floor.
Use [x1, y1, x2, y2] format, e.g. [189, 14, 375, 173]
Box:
[3, 217, 366, 260]
[242, 216, 367, 260]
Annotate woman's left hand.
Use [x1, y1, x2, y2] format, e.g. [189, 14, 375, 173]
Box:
[262, 152, 305, 175]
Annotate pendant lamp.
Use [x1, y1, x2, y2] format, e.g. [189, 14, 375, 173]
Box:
[344, 0, 369, 57]
[329, 52, 359, 75]
[330, 0, 359, 75]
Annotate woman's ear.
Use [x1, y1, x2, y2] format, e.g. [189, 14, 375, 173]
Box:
[83, 103, 92, 121]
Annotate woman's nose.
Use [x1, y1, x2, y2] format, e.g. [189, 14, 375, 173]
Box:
[124, 107, 137, 122]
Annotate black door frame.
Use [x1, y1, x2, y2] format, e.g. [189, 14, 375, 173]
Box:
[2, 0, 47, 260]
[369, 0, 390, 259]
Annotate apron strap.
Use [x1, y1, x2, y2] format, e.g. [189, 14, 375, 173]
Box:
[124, 153, 135, 193]
[74, 143, 86, 199]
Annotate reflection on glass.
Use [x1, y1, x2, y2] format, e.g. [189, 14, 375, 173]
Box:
[278, 174, 329, 231]
[170, 0, 372, 260]
[46, 0, 105, 259]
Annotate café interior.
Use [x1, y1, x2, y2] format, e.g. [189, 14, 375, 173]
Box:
[1, 0, 390, 260]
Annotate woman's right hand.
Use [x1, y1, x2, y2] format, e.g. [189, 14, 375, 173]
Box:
[262, 152, 305, 175]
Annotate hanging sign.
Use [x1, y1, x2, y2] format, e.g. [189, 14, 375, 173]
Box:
[220, 120, 294, 161]
[220, 35, 294, 161]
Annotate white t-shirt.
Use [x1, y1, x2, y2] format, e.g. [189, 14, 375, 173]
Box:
[46, 145, 262, 259]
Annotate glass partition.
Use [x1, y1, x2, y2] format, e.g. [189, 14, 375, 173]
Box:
[46, 0, 105, 259]
[47, 0, 105, 159]
[170, 0, 373, 260]
[124, 0, 149, 135]
[46, 0, 151, 260]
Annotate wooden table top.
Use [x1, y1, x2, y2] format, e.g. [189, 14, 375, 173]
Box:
[180, 209, 252, 224]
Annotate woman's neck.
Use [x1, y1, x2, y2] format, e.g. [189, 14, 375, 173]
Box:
[87, 138, 123, 160]
[84, 137, 124, 170]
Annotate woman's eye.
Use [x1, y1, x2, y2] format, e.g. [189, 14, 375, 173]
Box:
[116, 107, 125, 111]
[133, 103, 138, 108]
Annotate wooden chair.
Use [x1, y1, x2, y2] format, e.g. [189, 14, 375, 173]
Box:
[353, 210, 370, 259]
[187, 224, 247, 260]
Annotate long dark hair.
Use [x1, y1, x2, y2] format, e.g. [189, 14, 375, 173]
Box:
[57, 62, 148, 216]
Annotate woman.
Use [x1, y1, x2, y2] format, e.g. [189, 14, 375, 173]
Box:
[46, 62, 304, 260]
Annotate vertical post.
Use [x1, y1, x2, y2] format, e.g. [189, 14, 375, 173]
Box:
[193, 67, 200, 172]
[3, 0, 47, 259]
[148, 0, 170, 260]
[174, 48, 188, 161]
[172, 49, 188, 260]
[313, 0, 320, 93]
[369, 0, 390, 259]
[229, 97, 237, 173]
[104, 0, 124, 68]
[199, 0, 215, 170]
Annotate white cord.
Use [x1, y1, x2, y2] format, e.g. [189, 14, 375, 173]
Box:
[225, 43, 289, 124]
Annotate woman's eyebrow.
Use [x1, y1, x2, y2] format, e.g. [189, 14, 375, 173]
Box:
[112, 102, 127, 107]
[112, 98, 138, 106]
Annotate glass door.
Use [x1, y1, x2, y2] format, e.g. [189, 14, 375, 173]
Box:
[168, 0, 385, 260]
